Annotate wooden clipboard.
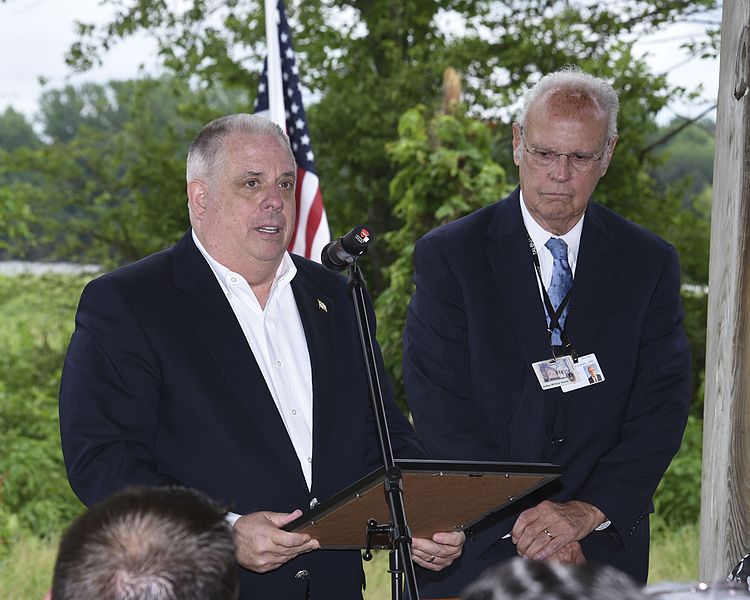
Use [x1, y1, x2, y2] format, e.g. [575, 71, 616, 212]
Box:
[284, 459, 560, 549]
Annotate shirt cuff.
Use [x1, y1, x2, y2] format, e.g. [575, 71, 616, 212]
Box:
[225, 511, 242, 527]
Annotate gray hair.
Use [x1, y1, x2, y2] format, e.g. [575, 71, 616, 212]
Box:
[186, 113, 293, 182]
[519, 66, 620, 140]
[461, 557, 650, 600]
[51, 486, 239, 600]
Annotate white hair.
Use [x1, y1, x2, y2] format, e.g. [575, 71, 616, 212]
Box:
[186, 113, 293, 183]
[519, 66, 619, 140]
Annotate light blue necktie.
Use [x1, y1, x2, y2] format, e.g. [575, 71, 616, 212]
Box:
[544, 237, 573, 346]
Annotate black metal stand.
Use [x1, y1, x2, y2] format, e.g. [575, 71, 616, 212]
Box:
[347, 261, 420, 600]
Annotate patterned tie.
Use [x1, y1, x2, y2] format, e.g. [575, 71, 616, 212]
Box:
[544, 237, 573, 346]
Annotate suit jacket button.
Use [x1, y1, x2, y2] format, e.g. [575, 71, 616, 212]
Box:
[295, 569, 309, 581]
[309, 497, 319, 509]
[551, 436, 565, 446]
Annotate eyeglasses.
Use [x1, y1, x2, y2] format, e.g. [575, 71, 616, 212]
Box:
[519, 127, 610, 173]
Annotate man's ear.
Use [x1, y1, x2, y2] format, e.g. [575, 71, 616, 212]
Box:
[511, 122, 523, 167]
[600, 135, 619, 176]
[187, 180, 208, 217]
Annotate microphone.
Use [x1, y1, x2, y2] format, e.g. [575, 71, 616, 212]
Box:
[321, 225, 372, 272]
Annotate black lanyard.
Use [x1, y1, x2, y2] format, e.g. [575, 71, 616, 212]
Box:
[526, 231, 579, 362]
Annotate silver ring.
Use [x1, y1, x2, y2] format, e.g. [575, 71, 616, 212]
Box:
[543, 528, 554, 539]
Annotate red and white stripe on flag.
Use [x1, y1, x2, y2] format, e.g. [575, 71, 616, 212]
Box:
[254, 0, 330, 262]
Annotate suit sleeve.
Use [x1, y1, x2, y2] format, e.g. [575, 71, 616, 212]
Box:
[360, 282, 426, 466]
[403, 236, 495, 460]
[575, 244, 691, 548]
[59, 276, 182, 506]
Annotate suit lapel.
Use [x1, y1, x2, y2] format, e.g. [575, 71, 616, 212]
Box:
[289, 259, 338, 489]
[565, 202, 617, 355]
[172, 232, 306, 489]
[485, 190, 554, 365]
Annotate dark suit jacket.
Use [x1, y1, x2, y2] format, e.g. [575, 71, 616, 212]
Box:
[403, 188, 690, 597]
[60, 231, 423, 600]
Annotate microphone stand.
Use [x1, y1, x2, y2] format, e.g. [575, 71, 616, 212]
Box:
[346, 259, 420, 600]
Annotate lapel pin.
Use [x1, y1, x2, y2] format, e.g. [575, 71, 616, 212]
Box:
[317, 299, 328, 312]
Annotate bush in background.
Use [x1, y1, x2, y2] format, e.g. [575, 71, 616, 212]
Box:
[0, 274, 88, 557]
[653, 415, 703, 532]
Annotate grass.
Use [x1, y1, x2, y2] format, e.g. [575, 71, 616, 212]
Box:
[0, 535, 57, 600]
[648, 521, 700, 583]
[364, 551, 392, 599]
[0, 524, 698, 600]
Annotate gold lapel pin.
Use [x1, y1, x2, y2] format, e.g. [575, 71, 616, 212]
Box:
[317, 299, 328, 312]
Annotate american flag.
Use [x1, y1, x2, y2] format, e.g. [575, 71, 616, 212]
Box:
[253, 0, 330, 261]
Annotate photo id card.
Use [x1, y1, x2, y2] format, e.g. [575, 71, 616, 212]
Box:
[532, 355, 579, 390]
[560, 353, 605, 393]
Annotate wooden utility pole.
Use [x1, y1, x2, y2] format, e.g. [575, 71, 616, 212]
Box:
[700, 2, 750, 581]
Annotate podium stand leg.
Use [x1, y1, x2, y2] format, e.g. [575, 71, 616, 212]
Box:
[390, 547, 404, 599]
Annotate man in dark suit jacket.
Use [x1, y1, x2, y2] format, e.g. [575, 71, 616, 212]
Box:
[59, 114, 464, 599]
[403, 68, 691, 598]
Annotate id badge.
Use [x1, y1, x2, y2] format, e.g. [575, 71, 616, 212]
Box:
[532, 355, 579, 390]
[560, 353, 605, 393]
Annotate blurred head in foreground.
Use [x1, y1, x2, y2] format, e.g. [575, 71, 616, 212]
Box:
[51, 486, 238, 600]
[461, 557, 650, 600]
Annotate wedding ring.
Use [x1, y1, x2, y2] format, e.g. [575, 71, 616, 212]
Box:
[427, 555, 436, 563]
[543, 528, 554, 539]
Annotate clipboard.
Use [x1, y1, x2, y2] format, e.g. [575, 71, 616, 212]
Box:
[284, 459, 560, 549]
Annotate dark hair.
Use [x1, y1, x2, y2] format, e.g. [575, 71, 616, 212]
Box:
[461, 558, 650, 600]
[51, 486, 238, 600]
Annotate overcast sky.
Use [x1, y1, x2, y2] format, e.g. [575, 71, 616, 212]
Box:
[0, 0, 720, 125]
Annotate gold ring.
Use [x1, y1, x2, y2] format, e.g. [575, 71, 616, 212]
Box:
[427, 555, 436, 563]
[543, 528, 554, 539]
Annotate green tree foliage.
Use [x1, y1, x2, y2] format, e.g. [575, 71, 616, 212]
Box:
[58, 0, 717, 279]
[2, 78, 249, 265]
[0, 274, 90, 556]
[0, 109, 41, 253]
[653, 415, 703, 530]
[647, 119, 714, 416]
[0, 108, 40, 151]
[378, 105, 509, 406]
[651, 118, 715, 198]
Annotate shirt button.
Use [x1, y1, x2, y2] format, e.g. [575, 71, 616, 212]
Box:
[307, 456, 312, 463]
[276, 360, 282, 367]
[291, 409, 297, 416]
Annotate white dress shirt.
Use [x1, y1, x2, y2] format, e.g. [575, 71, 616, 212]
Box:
[192, 231, 314, 492]
[519, 190, 584, 291]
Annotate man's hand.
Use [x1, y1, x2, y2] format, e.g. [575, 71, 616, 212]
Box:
[411, 530, 466, 571]
[548, 541, 586, 565]
[511, 500, 604, 561]
[233, 510, 320, 573]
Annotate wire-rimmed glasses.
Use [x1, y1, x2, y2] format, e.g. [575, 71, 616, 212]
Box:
[519, 126, 611, 173]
